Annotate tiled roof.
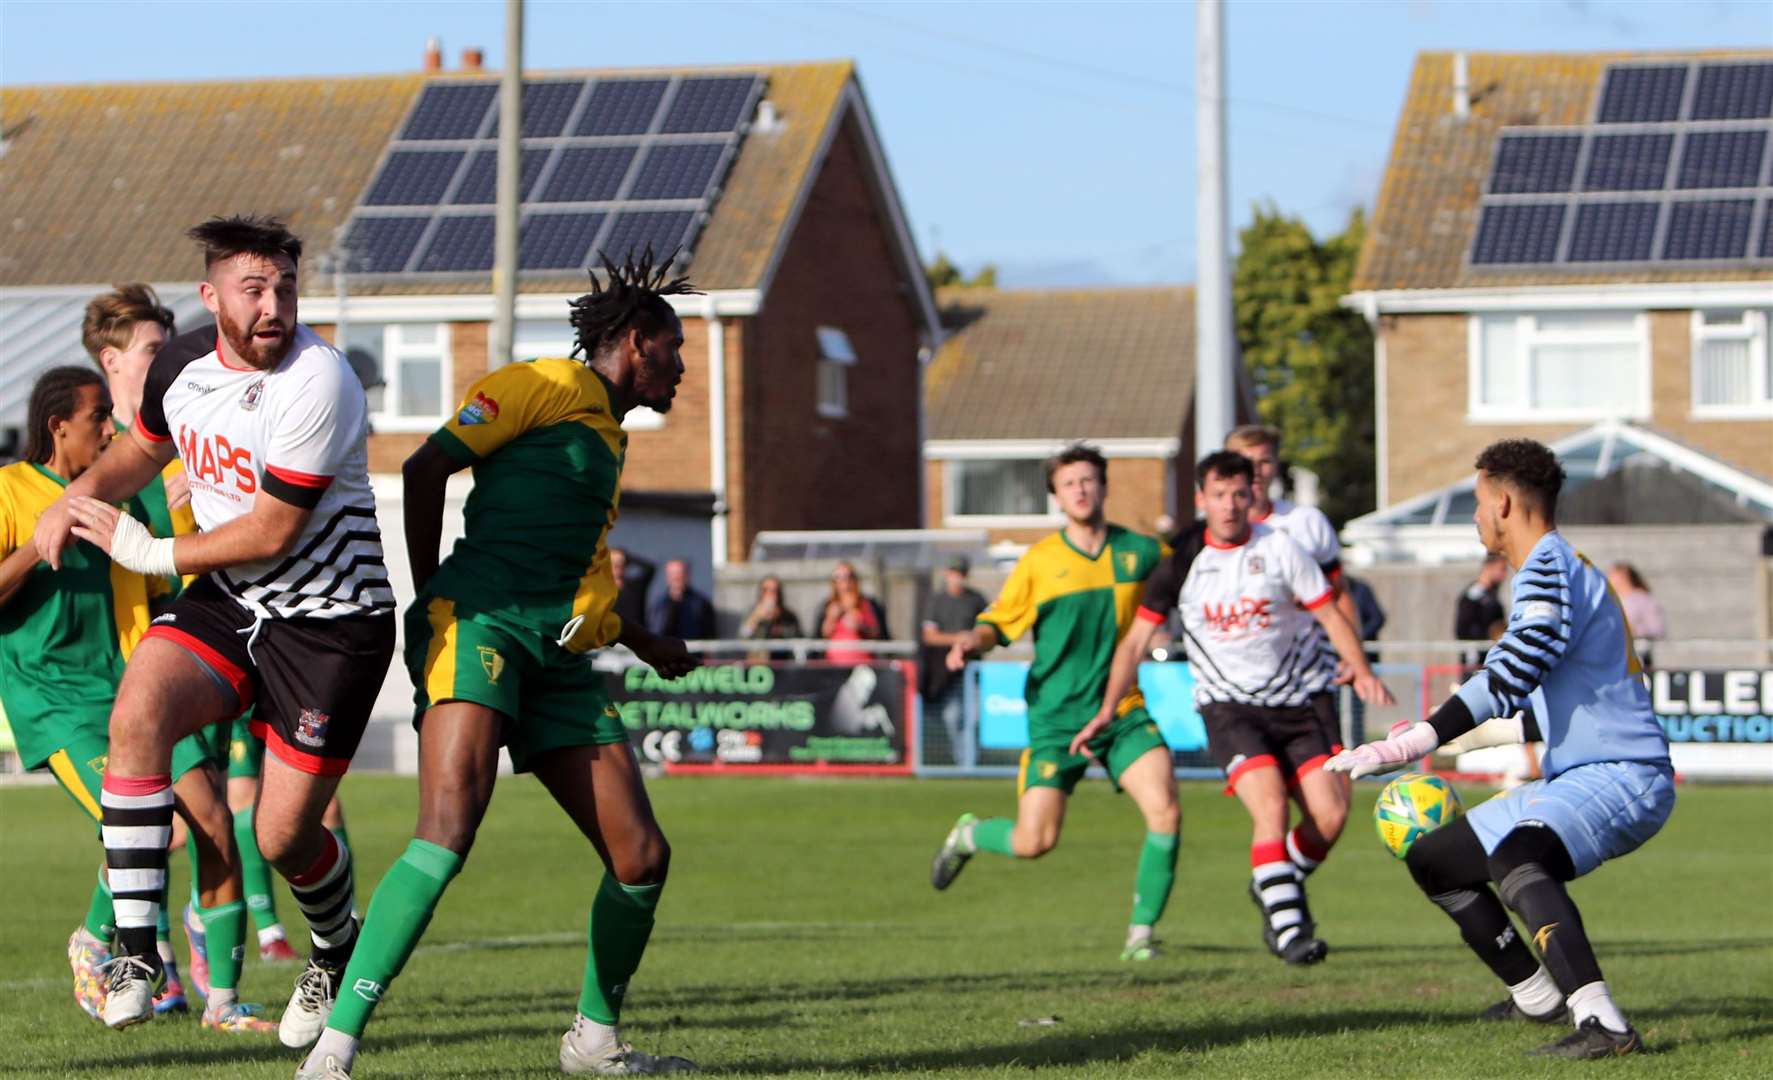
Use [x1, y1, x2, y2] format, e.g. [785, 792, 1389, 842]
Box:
[926, 286, 1194, 441]
[0, 61, 852, 295]
[1353, 49, 1773, 292]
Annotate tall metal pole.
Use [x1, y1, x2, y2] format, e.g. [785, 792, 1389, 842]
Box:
[1194, 0, 1235, 463]
[492, 0, 524, 368]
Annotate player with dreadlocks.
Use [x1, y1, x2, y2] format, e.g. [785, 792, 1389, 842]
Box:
[297, 250, 703, 1079]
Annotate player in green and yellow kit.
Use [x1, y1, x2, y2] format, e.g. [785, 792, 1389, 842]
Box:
[929, 442, 1181, 961]
[297, 253, 702, 1080]
[1, 366, 267, 1033]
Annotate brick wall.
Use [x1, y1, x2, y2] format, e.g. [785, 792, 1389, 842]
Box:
[733, 112, 924, 561]
[924, 454, 1175, 547]
[1381, 311, 1772, 506]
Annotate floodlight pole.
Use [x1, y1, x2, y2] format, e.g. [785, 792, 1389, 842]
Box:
[492, 0, 524, 367]
[1194, 0, 1235, 464]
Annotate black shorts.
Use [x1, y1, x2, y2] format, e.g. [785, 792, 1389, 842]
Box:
[143, 576, 395, 776]
[1201, 693, 1336, 793]
[1308, 691, 1345, 756]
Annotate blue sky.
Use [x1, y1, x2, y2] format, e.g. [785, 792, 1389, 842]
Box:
[5, 1, 1769, 286]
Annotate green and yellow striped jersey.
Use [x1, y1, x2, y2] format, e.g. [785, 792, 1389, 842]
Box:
[978, 524, 1166, 744]
[426, 358, 629, 654]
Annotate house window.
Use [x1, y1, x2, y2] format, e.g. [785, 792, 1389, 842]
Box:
[511, 319, 664, 430]
[816, 326, 856, 419]
[1692, 309, 1772, 417]
[343, 322, 451, 431]
[1470, 311, 1648, 421]
[946, 459, 1057, 522]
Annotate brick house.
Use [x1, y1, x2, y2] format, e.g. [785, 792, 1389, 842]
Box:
[923, 285, 1256, 551]
[1342, 49, 1773, 532]
[0, 58, 939, 604]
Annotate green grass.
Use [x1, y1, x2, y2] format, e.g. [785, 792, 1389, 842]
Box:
[2, 774, 1769, 1078]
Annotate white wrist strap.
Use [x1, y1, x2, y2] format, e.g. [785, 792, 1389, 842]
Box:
[109, 510, 179, 577]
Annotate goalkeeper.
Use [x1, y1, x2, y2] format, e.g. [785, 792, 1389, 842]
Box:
[1328, 439, 1672, 1060]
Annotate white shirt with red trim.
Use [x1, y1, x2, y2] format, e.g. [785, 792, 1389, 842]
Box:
[1253, 496, 1344, 683]
[138, 324, 392, 620]
[1140, 522, 1334, 708]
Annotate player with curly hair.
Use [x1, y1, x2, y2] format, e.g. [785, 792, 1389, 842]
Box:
[297, 250, 704, 1079]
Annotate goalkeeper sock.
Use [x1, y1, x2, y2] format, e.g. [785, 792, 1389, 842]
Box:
[970, 817, 1016, 857]
[325, 839, 463, 1039]
[84, 867, 115, 941]
[580, 873, 663, 1025]
[1130, 830, 1179, 926]
[1509, 966, 1565, 1017]
[1567, 980, 1631, 1035]
[234, 804, 284, 932]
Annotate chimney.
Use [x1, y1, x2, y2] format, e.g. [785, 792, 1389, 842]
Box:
[423, 36, 442, 73]
[462, 47, 484, 73]
[1453, 51, 1470, 118]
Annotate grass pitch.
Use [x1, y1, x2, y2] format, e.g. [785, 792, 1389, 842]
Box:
[2, 773, 1769, 1078]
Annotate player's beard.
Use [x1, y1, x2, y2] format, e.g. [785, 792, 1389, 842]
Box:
[634, 344, 679, 413]
[218, 306, 295, 370]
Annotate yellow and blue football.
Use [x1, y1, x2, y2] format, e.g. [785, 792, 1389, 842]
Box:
[1374, 772, 1462, 860]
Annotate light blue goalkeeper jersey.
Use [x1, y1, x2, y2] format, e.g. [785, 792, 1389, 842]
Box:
[1453, 530, 1670, 779]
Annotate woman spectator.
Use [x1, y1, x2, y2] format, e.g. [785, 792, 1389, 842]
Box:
[1607, 561, 1666, 668]
[742, 575, 802, 659]
[819, 561, 888, 665]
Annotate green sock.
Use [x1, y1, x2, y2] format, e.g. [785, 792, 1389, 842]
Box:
[1130, 830, 1180, 927]
[971, 817, 1016, 857]
[578, 873, 663, 1024]
[188, 831, 203, 911]
[157, 886, 171, 944]
[327, 839, 463, 1039]
[84, 868, 115, 941]
[236, 805, 282, 932]
[198, 900, 247, 992]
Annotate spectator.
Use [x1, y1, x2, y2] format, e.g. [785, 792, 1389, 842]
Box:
[610, 546, 655, 632]
[1607, 561, 1665, 668]
[920, 555, 988, 760]
[741, 575, 803, 658]
[1346, 574, 1387, 660]
[820, 560, 888, 665]
[647, 557, 715, 640]
[1454, 553, 1508, 668]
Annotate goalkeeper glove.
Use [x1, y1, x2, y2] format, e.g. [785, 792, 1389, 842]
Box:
[1324, 720, 1441, 780]
[1440, 713, 1527, 755]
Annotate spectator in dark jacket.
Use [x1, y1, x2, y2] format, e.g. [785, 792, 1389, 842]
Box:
[611, 547, 654, 632]
[1455, 553, 1508, 667]
[648, 558, 716, 640]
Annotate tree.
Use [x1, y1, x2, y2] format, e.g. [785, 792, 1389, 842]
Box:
[1232, 205, 1375, 527]
[926, 251, 998, 290]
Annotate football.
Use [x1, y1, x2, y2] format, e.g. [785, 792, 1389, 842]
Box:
[1373, 772, 1463, 860]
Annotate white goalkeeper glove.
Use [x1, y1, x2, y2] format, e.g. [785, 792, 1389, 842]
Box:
[1440, 713, 1527, 756]
[1324, 720, 1442, 780]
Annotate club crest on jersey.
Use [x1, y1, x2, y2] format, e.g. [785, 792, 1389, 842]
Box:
[1121, 552, 1137, 575]
[1247, 556, 1263, 574]
[295, 708, 330, 748]
[458, 391, 500, 426]
[239, 378, 265, 411]
[478, 645, 505, 684]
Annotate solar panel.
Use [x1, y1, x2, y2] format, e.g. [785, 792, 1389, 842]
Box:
[1596, 65, 1687, 123]
[539, 146, 638, 203]
[1690, 62, 1773, 121]
[628, 143, 727, 201]
[521, 212, 607, 270]
[596, 211, 696, 265]
[363, 150, 464, 206]
[1470, 203, 1565, 264]
[1677, 130, 1769, 189]
[1567, 201, 1660, 262]
[1583, 133, 1673, 191]
[450, 148, 549, 205]
[1761, 200, 1773, 258]
[417, 215, 496, 272]
[343, 216, 430, 273]
[1489, 135, 1582, 194]
[661, 77, 757, 134]
[1661, 199, 1754, 260]
[575, 79, 669, 136]
[520, 80, 585, 138]
[401, 83, 497, 140]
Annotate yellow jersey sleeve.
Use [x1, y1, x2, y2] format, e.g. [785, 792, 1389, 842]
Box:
[430, 360, 585, 464]
[978, 551, 1040, 645]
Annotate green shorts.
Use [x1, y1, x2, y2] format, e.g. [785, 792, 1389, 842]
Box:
[1018, 707, 1168, 796]
[227, 711, 263, 780]
[405, 595, 625, 773]
[41, 713, 227, 833]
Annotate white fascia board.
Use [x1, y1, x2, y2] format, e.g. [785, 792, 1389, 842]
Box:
[924, 438, 1181, 460]
[299, 289, 761, 324]
[1342, 281, 1773, 315]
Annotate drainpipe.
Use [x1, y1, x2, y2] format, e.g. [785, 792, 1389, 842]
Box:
[706, 297, 729, 568]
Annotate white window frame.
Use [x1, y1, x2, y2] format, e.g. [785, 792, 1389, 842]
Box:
[349, 321, 454, 434]
[1466, 311, 1651, 424]
[815, 325, 856, 420]
[511, 319, 664, 431]
[942, 456, 1062, 528]
[1689, 308, 1773, 420]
